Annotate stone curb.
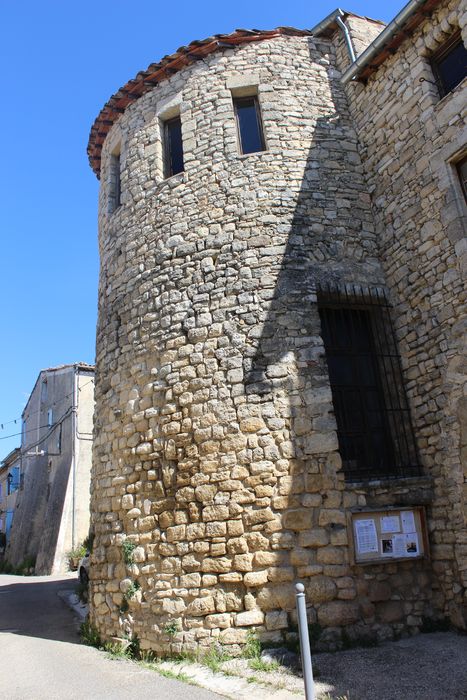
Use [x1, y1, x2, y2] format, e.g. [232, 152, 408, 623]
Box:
[155, 660, 310, 699]
[57, 585, 319, 697]
[57, 589, 89, 625]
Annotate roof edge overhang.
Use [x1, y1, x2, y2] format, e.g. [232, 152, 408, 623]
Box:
[310, 7, 385, 38]
[87, 27, 311, 179]
[341, 0, 444, 83]
[21, 363, 95, 419]
[1, 447, 21, 468]
[86, 2, 447, 176]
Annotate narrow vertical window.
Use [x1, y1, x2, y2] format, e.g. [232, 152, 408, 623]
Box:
[163, 116, 184, 178]
[47, 409, 53, 427]
[109, 151, 121, 213]
[233, 96, 266, 155]
[456, 156, 467, 203]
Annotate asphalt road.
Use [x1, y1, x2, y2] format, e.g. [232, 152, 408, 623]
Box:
[0, 574, 224, 700]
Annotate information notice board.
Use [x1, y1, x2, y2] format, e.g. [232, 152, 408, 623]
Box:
[349, 507, 427, 564]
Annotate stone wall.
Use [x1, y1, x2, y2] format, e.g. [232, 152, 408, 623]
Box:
[337, 0, 467, 625]
[88, 14, 456, 655]
[346, 14, 385, 57]
[7, 365, 94, 574]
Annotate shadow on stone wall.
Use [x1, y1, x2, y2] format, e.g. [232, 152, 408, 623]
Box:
[245, 38, 382, 392]
[7, 452, 69, 575]
[240, 39, 434, 636]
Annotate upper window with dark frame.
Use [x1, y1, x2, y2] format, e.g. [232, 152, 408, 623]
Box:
[318, 286, 422, 483]
[108, 151, 121, 213]
[233, 96, 266, 155]
[431, 31, 467, 97]
[163, 116, 184, 178]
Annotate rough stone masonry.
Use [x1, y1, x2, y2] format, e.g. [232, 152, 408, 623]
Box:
[88, 0, 466, 655]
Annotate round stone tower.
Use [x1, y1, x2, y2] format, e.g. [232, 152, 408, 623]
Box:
[88, 25, 434, 655]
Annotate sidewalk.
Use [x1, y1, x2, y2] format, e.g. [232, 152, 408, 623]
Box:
[58, 586, 467, 699]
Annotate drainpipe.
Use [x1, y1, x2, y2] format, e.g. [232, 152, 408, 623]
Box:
[335, 14, 356, 64]
[341, 0, 430, 83]
[71, 366, 78, 549]
[310, 8, 356, 63]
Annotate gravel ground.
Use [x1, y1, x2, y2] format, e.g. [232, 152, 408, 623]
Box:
[311, 632, 467, 699]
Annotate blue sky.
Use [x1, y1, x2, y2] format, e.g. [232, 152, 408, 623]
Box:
[0, 0, 404, 456]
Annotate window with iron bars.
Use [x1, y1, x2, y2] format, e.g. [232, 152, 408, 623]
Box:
[317, 285, 422, 482]
[430, 30, 467, 98]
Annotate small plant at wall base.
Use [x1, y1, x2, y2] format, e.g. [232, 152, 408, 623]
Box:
[242, 629, 281, 672]
[139, 650, 157, 664]
[151, 667, 194, 685]
[80, 620, 101, 648]
[104, 641, 131, 659]
[0, 557, 36, 576]
[203, 643, 230, 673]
[243, 629, 262, 660]
[18, 556, 36, 575]
[249, 657, 280, 672]
[121, 540, 137, 566]
[105, 634, 141, 660]
[164, 620, 180, 637]
[81, 620, 141, 662]
[0, 559, 13, 574]
[127, 634, 141, 659]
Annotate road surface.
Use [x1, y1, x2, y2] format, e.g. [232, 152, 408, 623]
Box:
[0, 573, 224, 700]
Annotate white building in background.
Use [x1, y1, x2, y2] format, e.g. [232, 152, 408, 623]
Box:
[4, 363, 95, 574]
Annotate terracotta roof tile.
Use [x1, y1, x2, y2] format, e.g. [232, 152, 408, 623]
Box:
[87, 27, 311, 178]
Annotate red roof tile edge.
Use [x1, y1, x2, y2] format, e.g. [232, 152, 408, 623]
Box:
[87, 27, 311, 178]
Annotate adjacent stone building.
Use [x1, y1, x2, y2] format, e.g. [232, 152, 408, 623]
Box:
[88, 0, 466, 654]
[0, 448, 21, 551]
[5, 363, 95, 574]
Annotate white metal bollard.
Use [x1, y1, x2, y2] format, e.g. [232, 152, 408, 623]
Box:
[295, 582, 315, 700]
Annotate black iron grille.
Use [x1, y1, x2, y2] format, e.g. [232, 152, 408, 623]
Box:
[317, 285, 422, 482]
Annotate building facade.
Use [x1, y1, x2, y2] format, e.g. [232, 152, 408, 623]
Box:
[333, 0, 467, 630]
[5, 363, 95, 574]
[0, 448, 21, 551]
[88, 0, 466, 654]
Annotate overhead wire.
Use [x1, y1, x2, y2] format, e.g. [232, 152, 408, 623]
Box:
[0, 424, 52, 441]
[0, 378, 94, 433]
[19, 407, 73, 455]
